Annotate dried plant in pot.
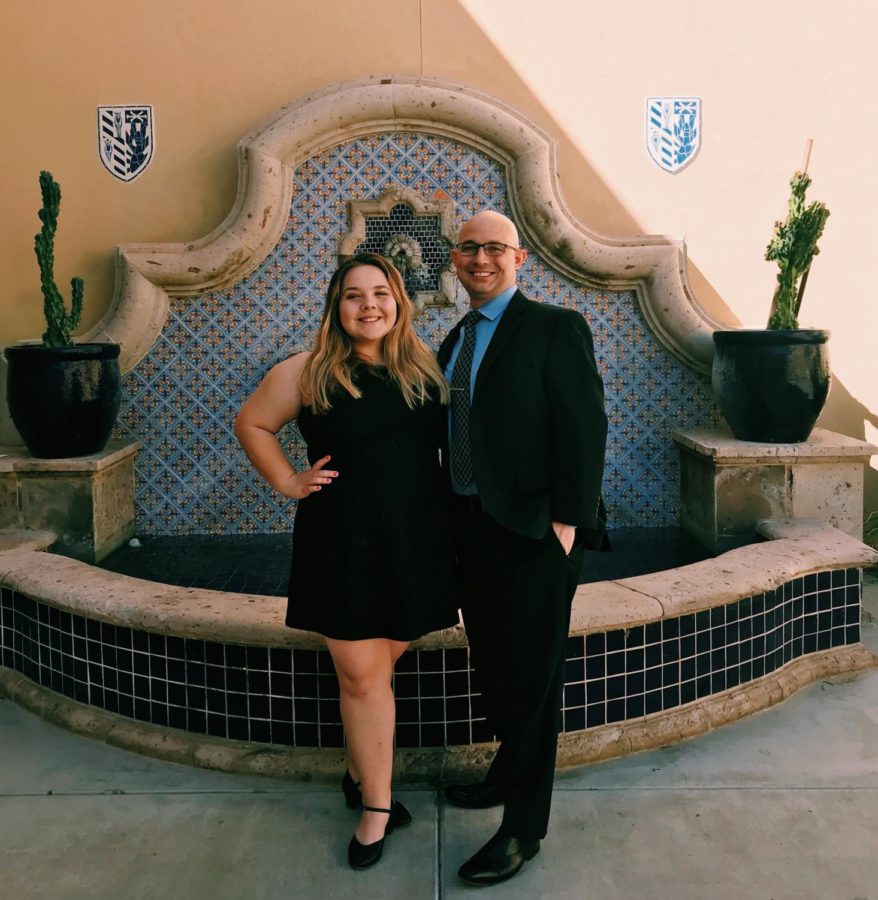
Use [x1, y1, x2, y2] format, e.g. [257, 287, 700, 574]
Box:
[712, 143, 831, 442]
[4, 171, 121, 458]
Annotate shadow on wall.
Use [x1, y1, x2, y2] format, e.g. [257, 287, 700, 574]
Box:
[817, 378, 878, 514]
[438, 0, 878, 513]
[430, 0, 737, 329]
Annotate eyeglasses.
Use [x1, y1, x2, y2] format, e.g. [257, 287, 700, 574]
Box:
[453, 241, 519, 257]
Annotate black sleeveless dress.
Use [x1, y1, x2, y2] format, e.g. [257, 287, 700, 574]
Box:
[286, 365, 458, 641]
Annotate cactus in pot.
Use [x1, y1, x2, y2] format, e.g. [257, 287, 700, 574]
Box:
[34, 170, 85, 347]
[765, 169, 830, 330]
[4, 170, 121, 458]
[711, 143, 832, 442]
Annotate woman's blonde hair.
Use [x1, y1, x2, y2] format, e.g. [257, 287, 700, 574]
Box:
[300, 253, 449, 413]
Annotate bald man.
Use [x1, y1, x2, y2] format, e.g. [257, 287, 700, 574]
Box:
[438, 211, 607, 886]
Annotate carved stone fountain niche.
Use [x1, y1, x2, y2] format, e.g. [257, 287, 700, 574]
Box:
[0, 78, 874, 779]
[340, 186, 456, 311]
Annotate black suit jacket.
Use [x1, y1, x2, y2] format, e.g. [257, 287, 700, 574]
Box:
[438, 290, 608, 547]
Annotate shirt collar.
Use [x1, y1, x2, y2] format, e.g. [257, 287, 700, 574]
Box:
[473, 285, 517, 322]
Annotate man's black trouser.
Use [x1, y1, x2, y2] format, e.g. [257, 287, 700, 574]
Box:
[453, 499, 583, 840]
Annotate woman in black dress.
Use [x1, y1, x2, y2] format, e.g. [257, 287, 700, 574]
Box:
[235, 253, 457, 870]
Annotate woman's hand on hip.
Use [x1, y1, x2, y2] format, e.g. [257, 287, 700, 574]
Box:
[278, 455, 338, 500]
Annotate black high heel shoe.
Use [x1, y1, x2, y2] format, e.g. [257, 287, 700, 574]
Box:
[348, 804, 392, 869]
[342, 770, 362, 809]
[347, 799, 414, 870]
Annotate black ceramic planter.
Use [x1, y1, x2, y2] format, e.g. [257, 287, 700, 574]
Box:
[712, 330, 830, 443]
[5, 343, 121, 458]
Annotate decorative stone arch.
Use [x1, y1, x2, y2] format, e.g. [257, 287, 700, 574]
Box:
[84, 76, 729, 375]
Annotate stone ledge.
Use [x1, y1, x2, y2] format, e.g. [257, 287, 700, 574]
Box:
[570, 580, 664, 634]
[0, 441, 139, 473]
[0, 441, 138, 563]
[675, 429, 874, 550]
[2, 645, 872, 783]
[756, 517, 854, 541]
[557, 644, 876, 769]
[0, 530, 55, 553]
[0, 520, 874, 647]
[673, 427, 877, 463]
[606, 521, 878, 620]
[0, 547, 466, 651]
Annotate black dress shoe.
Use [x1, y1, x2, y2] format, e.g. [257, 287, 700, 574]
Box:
[346, 800, 413, 870]
[458, 832, 540, 886]
[444, 780, 507, 809]
[348, 804, 392, 870]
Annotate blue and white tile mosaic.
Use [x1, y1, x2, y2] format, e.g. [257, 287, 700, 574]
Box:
[114, 131, 721, 535]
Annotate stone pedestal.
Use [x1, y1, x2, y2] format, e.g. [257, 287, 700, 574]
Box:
[673, 428, 876, 553]
[0, 441, 138, 563]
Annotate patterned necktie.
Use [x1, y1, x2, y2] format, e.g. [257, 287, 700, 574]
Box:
[450, 309, 483, 491]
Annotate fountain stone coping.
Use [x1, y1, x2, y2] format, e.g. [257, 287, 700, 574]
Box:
[0, 520, 874, 650]
[673, 427, 878, 462]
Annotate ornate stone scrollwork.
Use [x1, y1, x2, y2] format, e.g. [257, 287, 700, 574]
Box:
[83, 76, 730, 375]
[339, 186, 457, 310]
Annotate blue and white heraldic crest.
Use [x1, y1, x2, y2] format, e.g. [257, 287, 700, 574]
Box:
[97, 106, 154, 182]
[646, 98, 701, 174]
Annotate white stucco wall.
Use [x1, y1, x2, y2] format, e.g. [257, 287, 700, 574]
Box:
[460, 0, 878, 452]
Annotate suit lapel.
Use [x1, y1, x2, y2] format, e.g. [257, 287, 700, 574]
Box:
[437, 318, 464, 369]
[474, 290, 529, 394]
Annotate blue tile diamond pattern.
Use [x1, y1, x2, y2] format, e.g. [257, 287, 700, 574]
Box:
[115, 131, 720, 535]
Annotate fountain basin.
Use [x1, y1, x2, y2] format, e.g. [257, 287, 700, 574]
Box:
[1, 520, 874, 782]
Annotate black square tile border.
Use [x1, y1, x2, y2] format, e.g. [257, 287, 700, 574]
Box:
[0, 569, 862, 748]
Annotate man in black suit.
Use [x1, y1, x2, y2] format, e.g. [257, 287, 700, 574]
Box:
[439, 210, 607, 887]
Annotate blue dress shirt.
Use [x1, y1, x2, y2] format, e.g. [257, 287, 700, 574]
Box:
[444, 286, 517, 495]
